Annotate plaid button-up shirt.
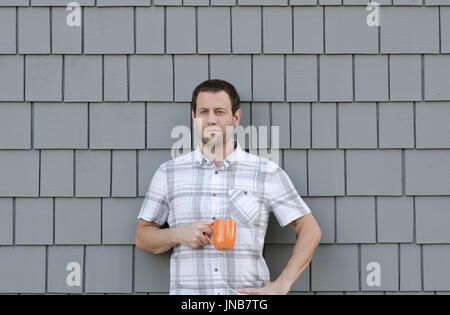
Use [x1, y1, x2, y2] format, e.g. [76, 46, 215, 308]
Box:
[137, 141, 311, 295]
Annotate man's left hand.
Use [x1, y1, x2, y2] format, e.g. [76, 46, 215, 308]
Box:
[237, 280, 291, 295]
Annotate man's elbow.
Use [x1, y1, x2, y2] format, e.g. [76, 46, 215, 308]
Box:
[135, 233, 158, 254]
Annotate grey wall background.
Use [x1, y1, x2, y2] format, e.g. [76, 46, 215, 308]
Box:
[0, 0, 449, 295]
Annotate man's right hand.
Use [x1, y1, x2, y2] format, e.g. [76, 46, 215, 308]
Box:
[176, 221, 213, 249]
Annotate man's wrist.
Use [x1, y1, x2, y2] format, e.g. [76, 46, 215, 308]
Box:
[275, 276, 293, 292]
[170, 226, 183, 246]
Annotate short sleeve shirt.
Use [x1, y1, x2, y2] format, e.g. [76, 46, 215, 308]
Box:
[137, 141, 311, 295]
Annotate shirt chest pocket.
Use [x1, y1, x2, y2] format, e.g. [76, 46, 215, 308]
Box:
[228, 188, 262, 226]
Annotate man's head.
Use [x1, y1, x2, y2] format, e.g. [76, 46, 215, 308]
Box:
[191, 79, 242, 148]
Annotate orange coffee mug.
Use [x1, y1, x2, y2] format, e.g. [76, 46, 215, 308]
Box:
[203, 218, 236, 251]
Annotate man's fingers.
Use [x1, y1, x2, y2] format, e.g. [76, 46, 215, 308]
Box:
[198, 223, 213, 234]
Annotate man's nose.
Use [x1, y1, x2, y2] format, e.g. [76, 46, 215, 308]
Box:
[205, 112, 218, 124]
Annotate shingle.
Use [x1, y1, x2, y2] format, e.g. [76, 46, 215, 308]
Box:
[75, 150, 110, 197]
[338, 103, 377, 148]
[40, 150, 73, 197]
[166, 7, 196, 54]
[134, 247, 171, 292]
[64, 56, 102, 102]
[263, 7, 292, 53]
[231, 7, 261, 54]
[360, 244, 399, 291]
[381, 7, 439, 53]
[136, 7, 165, 54]
[253, 55, 284, 101]
[0, 8, 16, 54]
[346, 150, 402, 196]
[31, 0, 94, 5]
[34, 103, 88, 149]
[47, 246, 84, 293]
[283, 150, 307, 196]
[18, 7, 50, 54]
[424, 55, 450, 101]
[210, 55, 252, 102]
[311, 245, 359, 291]
[379, 102, 414, 149]
[0, 103, 30, 149]
[416, 197, 450, 243]
[0, 55, 24, 101]
[112, 150, 137, 197]
[103, 198, 143, 244]
[400, 244, 421, 291]
[54, 198, 101, 244]
[251, 103, 270, 149]
[336, 197, 376, 243]
[130, 55, 173, 101]
[416, 102, 450, 148]
[104, 56, 127, 101]
[312, 102, 336, 148]
[325, 6, 378, 53]
[0, 247, 46, 293]
[377, 197, 414, 243]
[405, 150, 450, 195]
[290, 102, 310, 149]
[286, 55, 318, 102]
[198, 7, 231, 54]
[15, 198, 53, 245]
[354, 55, 388, 102]
[25, 55, 62, 101]
[308, 150, 345, 196]
[389, 55, 422, 101]
[442, 7, 450, 53]
[147, 103, 191, 149]
[84, 7, 134, 54]
[271, 102, 290, 149]
[0, 151, 39, 197]
[89, 102, 145, 149]
[174, 55, 208, 102]
[319, 55, 353, 102]
[423, 245, 450, 291]
[52, 7, 82, 54]
[85, 246, 132, 293]
[0, 198, 13, 245]
[293, 6, 323, 53]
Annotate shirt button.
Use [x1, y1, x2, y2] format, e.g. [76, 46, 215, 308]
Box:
[215, 171, 218, 174]
[212, 193, 216, 197]
[244, 191, 248, 195]
[214, 268, 218, 272]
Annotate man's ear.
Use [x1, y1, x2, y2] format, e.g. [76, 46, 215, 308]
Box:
[233, 109, 242, 127]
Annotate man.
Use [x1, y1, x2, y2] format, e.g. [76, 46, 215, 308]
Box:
[135, 79, 322, 295]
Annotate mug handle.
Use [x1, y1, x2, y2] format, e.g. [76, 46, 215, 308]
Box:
[203, 222, 214, 244]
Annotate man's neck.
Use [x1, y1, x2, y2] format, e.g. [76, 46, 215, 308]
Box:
[201, 139, 236, 168]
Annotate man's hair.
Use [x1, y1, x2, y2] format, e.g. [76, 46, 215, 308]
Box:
[191, 79, 240, 116]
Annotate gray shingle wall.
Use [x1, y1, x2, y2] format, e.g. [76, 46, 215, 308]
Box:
[0, 2, 449, 295]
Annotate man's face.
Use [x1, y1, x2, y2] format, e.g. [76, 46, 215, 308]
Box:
[192, 90, 241, 147]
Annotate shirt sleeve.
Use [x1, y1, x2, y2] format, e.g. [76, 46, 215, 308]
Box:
[137, 164, 170, 226]
[265, 166, 311, 227]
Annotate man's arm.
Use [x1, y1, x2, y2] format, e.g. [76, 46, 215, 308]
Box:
[135, 219, 180, 254]
[238, 213, 321, 295]
[276, 213, 322, 288]
[135, 219, 214, 254]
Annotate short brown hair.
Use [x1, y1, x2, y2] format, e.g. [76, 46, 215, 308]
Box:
[191, 79, 240, 116]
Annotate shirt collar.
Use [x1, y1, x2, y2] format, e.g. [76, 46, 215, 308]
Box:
[194, 140, 243, 169]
